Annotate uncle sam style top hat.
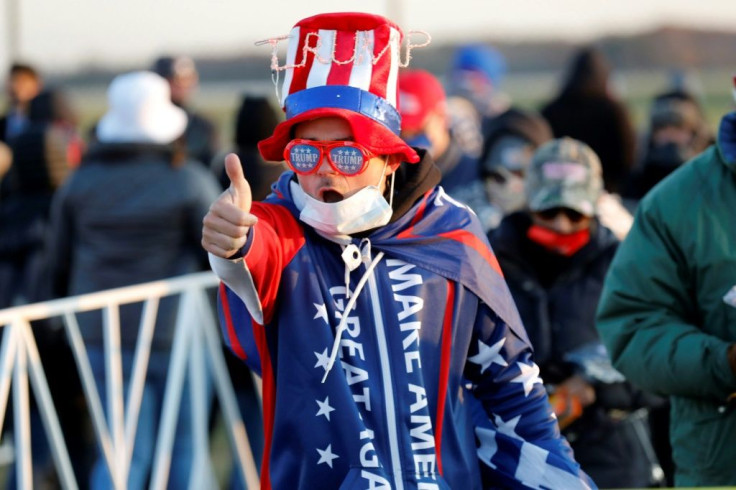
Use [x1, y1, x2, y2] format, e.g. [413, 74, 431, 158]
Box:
[257, 12, 430, 164]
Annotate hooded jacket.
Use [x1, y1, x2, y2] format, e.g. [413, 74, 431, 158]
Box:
[596, 112, 736, 486]
[540, 47, 636, 193]
[491, 213, 658, 488]
[213, 152, 593, 489]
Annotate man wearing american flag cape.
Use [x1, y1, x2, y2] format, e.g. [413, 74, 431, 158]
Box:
[202, 11, 594, 490]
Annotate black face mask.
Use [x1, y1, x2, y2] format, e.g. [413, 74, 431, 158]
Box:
[633, 142, 693, 197]
[643, 141, 690, 170]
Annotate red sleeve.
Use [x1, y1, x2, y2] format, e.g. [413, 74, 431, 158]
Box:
[243, 202, 305, 324]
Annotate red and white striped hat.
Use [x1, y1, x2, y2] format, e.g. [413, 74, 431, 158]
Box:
[258, 12, 421, 164]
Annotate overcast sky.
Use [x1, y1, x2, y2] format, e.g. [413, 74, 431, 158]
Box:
[3, 0, 736, 74]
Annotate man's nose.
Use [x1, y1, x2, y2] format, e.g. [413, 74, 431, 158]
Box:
[316, 155, 336, 175]
[549, 214, 575, 234]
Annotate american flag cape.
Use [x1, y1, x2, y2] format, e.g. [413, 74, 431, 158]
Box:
[217, 171, 595, 489]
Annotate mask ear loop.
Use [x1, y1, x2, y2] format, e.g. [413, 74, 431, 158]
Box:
[388, 160, 396, 209]
[379, 156, 395, 209]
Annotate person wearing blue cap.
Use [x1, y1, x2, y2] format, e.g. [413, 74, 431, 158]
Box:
[446, 44, 510, 158]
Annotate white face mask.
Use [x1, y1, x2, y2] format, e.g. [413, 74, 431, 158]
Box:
[294, 160, 394, 236]
[484, 170, 526, 214]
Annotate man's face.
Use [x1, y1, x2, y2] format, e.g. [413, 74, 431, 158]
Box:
[7, 72, 41, 107]
[168, 75, 197, 106]
[293, 117, 399, 202]
[652, 124, 693, 148]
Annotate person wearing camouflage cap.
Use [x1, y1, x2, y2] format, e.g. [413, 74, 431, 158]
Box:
[489, 137, 663, 488]
[526, 137, 602, 224]
[479, 107, 553, 230]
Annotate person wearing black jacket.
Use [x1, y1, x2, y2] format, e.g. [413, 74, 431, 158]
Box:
[622, 89, 713, 211]
[489, 138, 663, 488]
[541, 47, 636, 194]
[0, 63, 42, 143]
[46, 71, 221, 489]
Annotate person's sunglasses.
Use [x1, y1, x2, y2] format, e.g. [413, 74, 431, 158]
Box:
[536, 207, 586, 223]
[283, 139, 376, 176]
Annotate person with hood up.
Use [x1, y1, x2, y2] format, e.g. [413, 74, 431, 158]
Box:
[622, 89, 714, 209]
[212, 94, 286, 197]
[202, 11, 593, 490]
[489, 137, 663, 488]
[541, 46, 636, 195]
[478, 107, 553, 232]
[397, 69, 495, 230]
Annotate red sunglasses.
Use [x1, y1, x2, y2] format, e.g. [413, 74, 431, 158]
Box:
[283, 139, 376, 176]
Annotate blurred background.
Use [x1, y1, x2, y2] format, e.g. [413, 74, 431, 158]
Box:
[2, 2, 736, 487]
[3, 0, 736, 143]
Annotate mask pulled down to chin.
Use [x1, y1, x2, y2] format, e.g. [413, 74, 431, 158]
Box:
[296, 184, 393, 236]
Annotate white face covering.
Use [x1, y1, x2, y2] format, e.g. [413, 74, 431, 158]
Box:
[484, 170, 527, 214]
[295, 159, 394, 236]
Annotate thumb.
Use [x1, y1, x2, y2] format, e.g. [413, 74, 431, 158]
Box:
[225, 153, 252, 212]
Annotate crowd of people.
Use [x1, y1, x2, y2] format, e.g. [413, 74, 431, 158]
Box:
[0, 9, 734, 489]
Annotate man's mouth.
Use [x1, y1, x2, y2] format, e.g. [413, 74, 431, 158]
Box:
[320, 190, 344, 203]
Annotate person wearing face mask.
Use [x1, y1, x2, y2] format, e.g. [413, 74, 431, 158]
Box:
[622, 89, 713, 211]
[489, 137, 663, 489]
[398, 69, 503, 233]
[479, 107, 553, 232]
[202, 12, 593, 490]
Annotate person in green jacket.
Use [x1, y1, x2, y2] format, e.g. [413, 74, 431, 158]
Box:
[596, 96, 736, 486]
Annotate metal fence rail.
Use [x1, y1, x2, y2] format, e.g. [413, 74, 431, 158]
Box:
[0, 271, 260, 490]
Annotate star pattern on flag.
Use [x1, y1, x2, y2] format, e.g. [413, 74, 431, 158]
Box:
[510, 362, 543, 397]
[290, 146, 319, 169]
[314, 348, 330, 371]
[313, 303, 329, 323]
[467, 338, 508, 373]
[475, 426, 499, 469]
[316, 444, 339, 468]
[316, 396, 335, 421]
[331, 148, 361, 173]
[493, 413, 522, 440]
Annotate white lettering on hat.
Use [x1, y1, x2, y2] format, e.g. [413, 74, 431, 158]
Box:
[542, 162, 587, 182]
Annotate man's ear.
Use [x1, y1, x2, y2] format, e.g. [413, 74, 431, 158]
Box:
[386, 154, 403, 175]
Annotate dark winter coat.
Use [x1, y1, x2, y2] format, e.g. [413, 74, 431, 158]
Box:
[490, 212, 657, 488]
[597, 112, 736, 486]
[540, 47, 636, 194]
[47, 142, 221, 349]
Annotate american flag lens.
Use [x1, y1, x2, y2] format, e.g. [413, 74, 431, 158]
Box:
[329, 146, 365, 175]
[288, 144, 321, 172]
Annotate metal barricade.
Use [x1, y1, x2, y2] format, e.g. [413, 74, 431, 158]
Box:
[0, 271, 260, 490]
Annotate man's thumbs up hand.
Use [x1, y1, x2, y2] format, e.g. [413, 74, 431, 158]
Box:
[202, 153, 259, 258]
[225, 153, 252, 213]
